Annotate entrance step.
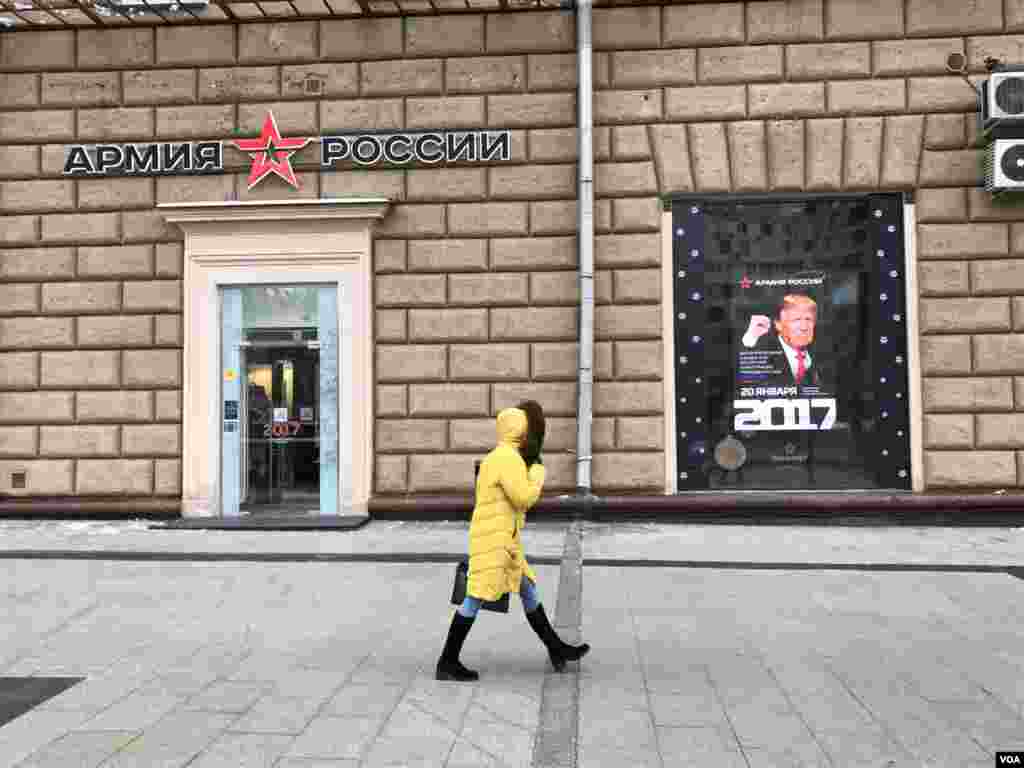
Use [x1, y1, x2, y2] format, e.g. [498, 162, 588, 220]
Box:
[150, 515, 369, 531]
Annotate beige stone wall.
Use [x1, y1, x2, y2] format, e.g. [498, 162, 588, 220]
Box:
[2, 0, 1024, 498]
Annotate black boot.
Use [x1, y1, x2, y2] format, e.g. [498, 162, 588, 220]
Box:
[525, 603, 590, 672]
[436, 611, 479, 682]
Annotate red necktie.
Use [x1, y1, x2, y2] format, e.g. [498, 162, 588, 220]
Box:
[795, 350, 806, 384]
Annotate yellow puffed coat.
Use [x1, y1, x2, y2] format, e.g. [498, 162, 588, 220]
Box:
[466, 407, 545, 602]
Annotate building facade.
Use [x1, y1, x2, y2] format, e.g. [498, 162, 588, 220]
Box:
[1, 0, 1023, 518]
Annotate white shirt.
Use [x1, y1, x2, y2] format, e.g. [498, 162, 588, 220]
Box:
[778, 337, 811, 380]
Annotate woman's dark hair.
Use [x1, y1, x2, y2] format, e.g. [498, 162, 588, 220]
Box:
[516, 400, 545, 468]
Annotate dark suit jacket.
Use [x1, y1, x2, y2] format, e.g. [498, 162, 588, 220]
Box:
[744, 336, 831, 395]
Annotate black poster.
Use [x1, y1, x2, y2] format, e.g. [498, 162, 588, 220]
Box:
[672, 194, 911, 492]
[732, 270, 855, 433]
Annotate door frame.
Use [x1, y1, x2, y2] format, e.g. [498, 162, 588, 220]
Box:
[160, 199, 389, 517]
[222, 284, 336, 518]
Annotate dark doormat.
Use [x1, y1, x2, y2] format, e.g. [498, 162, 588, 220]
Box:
[0, 677, 83, 727]
[149, 514, 370, 531]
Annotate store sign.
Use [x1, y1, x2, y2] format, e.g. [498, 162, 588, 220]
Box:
[63, 110, 512, 191]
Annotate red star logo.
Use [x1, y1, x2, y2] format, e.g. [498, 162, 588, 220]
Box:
[739, 275, 753, 289]
[232, 111, 312, 191]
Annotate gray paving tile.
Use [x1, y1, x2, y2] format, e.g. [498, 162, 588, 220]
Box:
[76, 693, 184, 732]
[901, 662, 992, 705]
[456, 707, 532, 768]
[468, 688, 539, 730]
[284, 717, 380, 761]
[95, 711, 235, 768]
[808, 725, 918, 768]
[35, 674, 150, 714]
[742, 745, 832, 768]
[345, 657, 422, 687]
[831, 677, 992, 767]
[784, 685, 876, 736]
[727, 708, 817, 751]
[187, 732, 295, 768]
[273, 760, 358, 768]
[576, 744, 663, 768]
[920, 697, 1024, 754]
[578, 707, 657, 752]
[641, 667, 715, 696]
[228, 696, 324, 735]
[443, 737, 504, 768]
[362, 701, 458, 767]
[14, 730, 138, 768]
[132, 670, 222, 699]
[403, 678, 476, 728]
[263, 669, 350, 701]
[578, 664, 649, 693]
[185, 682, 270, 714]
[578, 690, 650, 720]
[648, 690, 728, 727]
[291, 645, 371, 673]
[227, 654, 308, 682]
[323, 683, 405, 718]
[654, 726, 746, 768]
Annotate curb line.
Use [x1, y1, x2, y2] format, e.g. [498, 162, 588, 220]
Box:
[0, 552, 1022, 577]
[0, 551, 562, 564]
[532, 520, 583, 768]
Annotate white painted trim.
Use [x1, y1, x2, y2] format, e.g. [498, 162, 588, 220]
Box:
[661, 208, 678, 494]
[168, 198, 385, 518]
[160, 198, 389, 223]
[161, 197, 389, 209]
[207, 271, 356, 517]
[904, 200, 925, 493]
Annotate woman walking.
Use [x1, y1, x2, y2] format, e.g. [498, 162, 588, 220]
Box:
[435, 403, 590, 682]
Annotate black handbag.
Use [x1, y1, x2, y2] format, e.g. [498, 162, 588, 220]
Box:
[450, 559, 510, 613]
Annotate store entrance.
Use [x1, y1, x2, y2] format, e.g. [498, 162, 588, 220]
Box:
[221, 285, 339, 518]
[241, 333, 320, 515]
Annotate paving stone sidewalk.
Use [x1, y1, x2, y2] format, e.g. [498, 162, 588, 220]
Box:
[1, 518, 1023, 766]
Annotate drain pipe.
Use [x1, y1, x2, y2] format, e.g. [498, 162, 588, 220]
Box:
[573, 0, 596, 508]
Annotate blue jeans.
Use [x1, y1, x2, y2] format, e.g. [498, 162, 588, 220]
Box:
[457, 575, 539, 618]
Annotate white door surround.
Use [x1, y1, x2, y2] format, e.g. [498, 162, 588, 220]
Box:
[160, 198, 389, 517]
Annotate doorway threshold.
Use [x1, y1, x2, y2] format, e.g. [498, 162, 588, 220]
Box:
[150, 514, 370, 531]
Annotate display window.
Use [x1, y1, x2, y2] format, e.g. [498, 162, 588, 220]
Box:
[671, 193, 912, 491]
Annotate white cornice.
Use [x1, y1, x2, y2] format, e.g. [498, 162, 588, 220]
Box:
[159, 198, 390, 225]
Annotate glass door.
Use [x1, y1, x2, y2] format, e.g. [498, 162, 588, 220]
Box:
[221, 285, 338, 517]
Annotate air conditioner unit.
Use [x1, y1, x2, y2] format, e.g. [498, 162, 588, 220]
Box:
[981, 70, 1024, 138]
[984, 139, 1024, 195]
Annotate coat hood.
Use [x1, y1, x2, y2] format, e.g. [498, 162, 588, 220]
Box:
[496, 407, 527, 449]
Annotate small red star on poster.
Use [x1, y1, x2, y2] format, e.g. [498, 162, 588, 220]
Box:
[739, 275, 753, 289]
[232, 112, 312, 191]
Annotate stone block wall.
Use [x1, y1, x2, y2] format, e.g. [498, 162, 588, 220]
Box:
[3, 0, 1024, 498]
[0, 243, 183, 498]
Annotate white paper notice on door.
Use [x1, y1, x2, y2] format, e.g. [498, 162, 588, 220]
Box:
[273, 407, 288, 423]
